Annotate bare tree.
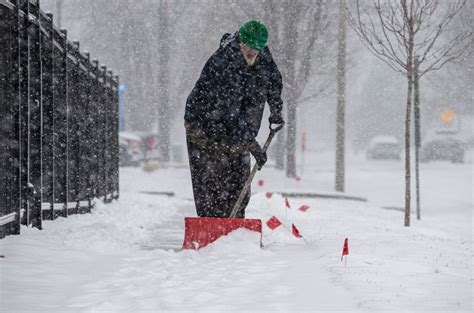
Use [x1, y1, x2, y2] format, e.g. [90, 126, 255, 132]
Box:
[149, 0, 189, 162]
[263, 0, 334, 177]
[348, 0, 471, 226]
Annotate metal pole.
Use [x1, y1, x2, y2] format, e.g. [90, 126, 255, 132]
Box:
[335, 0, 346, 192]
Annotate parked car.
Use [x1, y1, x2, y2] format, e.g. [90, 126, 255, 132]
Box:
[119, 132, 144, 166]
[420, 136, 465, 163]
[366, 136, 402, 160]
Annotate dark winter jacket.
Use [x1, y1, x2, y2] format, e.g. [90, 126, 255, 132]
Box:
[185, 33, 283, 151]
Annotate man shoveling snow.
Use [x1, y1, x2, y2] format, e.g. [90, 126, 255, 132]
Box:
[184, 20, 284, 218]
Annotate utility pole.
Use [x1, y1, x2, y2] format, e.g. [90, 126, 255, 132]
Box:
[413, 56, 421, 220]
[335, 0, 346, 192]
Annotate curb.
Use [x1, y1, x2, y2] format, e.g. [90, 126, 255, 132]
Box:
[138, 191, 175, 197]
[277, 192, 368, 202]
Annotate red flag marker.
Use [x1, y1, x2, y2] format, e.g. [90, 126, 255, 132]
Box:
[266, 216, 282, 230]
[291, 224, 302, 238]
[265, 192, 273, 199]
[285, 197, 291, 209]
[341, 238, 349, 263]
[258, 179, 264, 187]
[298, 205, 310, 212]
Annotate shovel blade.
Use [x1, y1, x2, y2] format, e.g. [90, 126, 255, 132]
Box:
[182, 217, 262, 250]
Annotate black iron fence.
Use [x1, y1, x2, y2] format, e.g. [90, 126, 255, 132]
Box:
[0, 0, 119, 239]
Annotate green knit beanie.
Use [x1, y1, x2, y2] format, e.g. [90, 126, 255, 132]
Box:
[238, 20, 268, 51]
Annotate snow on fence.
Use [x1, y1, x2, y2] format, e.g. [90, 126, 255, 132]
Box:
[0, 0, 120, 239]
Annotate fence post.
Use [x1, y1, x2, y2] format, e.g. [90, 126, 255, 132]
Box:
[91, 59, 100, 200]
[106, 70, 114, 201]
[51, 25, 66, 219]
[11, 0, 21, 235]
[28, 0, 43, 229]
[100, 65, 108, 202]
[19, 0, 30, 227]
[84, 52, 95, 211]
[113, 75, 120, 200]
[53, 28, 69, 218]
[0, 0, 21, 237]
[0, 2, 9, 238]
[67, 40, 79, 214]
[42, 12, 55, 220]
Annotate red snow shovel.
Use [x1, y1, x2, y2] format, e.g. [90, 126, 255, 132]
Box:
[182, 123, 284, 250]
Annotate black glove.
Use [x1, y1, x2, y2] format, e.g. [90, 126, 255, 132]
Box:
[269, 113, 285, 125]
[249, 142, 267, 170]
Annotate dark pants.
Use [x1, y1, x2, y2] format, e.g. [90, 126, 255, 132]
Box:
[186, 135, 251, 218]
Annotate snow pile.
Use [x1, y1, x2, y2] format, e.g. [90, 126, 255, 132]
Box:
[0, 160, 472, 312]
[42, 194, 184, 253]
[200, 228, 264, 253]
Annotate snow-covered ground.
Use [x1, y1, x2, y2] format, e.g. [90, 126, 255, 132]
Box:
[1, 151, 472, 313]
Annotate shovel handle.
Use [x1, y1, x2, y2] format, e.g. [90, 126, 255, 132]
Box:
[229, 123, 284, 218]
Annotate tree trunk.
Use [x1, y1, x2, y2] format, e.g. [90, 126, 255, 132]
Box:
[404, 64, 413, 227]
[274, 132, 285, 170]
[335, 0, 346, 192]
[56, 0, 62, 28]
[158, 115, 170, 162]
[404, 16, 416, 227]
[156, 0, 171, 162]
[286, 98, 297, 177]
[413, 56, 421, 221]
[262, 0, 284, 170]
